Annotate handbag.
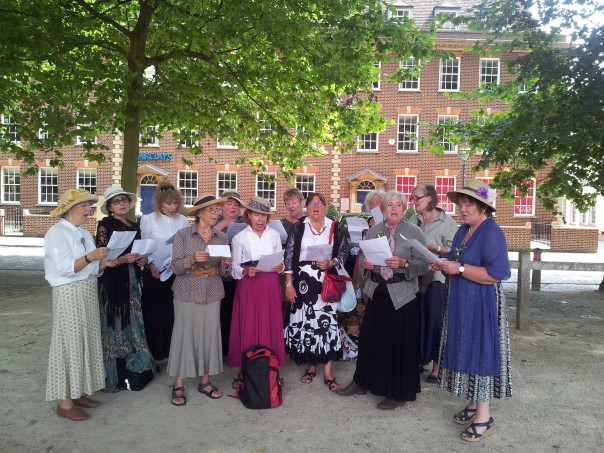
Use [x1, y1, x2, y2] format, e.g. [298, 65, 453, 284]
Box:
[321, 221, 351, 303]
[336, 264, 357, 312]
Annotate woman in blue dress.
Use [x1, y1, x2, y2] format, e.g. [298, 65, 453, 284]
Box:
[429, 180, 512, 442]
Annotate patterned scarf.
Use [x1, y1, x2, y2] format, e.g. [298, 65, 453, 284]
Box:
[380, 224, 397, 281]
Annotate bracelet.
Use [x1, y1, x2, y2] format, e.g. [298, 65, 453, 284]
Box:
[84, 254, 92, 264]
[285, 281, 293, 287]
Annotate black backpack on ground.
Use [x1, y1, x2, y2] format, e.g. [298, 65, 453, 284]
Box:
[237, 345, 283, 409]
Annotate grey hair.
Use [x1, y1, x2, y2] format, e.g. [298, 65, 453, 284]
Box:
[364, 190, 385, 212]
[412, 184, 438, 210]
[380, 191, 408, 213]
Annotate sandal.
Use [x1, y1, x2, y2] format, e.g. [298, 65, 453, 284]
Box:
[232, 374, 244, 390]
[171, 387, 187, 407]
[300, 369, 316, 384]
[198, 381, 222, 399]
[454, 406, 477, 425]
[324, 378, 340, 392]
[460, 417, 495, 442]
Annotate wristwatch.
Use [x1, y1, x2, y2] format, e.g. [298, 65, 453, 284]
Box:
[403, 261, 410, 269]
[84, 254, 92, 264]
[458, 263, 465, 276]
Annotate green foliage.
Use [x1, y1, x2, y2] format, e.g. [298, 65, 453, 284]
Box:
[0, 0, 440, 192]
[325, 203, 340, 221]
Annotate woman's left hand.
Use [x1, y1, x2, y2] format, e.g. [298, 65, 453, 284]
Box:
[316, 259, 331, 271]
[272, 262, 284, 273]
[385, 256, 406, 269]
[137, 257, 148, 267]
[221, 257, 233, 266]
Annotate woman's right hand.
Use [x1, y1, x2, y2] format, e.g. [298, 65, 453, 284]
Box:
[119, 252, 139, 264]
[149, 263, 161, 279]
[89, 247, 110, 261]
[243, 267, 258, 277]
[363, 259, 375, 270]
[192, 251, 210, 264]
[285, 283, 297, 303]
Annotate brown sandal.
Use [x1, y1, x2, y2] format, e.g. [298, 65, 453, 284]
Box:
[324, 378, 340, 392]
[301, 369, 316, 384]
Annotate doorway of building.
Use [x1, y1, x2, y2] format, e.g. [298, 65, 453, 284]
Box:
[140, 174, 158, 215]
[356, 180, 376, 212]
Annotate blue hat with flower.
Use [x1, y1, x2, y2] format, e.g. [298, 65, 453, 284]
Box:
[447, 179, 497, 211]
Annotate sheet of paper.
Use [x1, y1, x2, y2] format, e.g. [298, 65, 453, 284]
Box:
[345, 216, 369, 231]
[105, 231, 137, 260]
[268, 220, 288, 244]
[256, 249, 285, 272]
[370, 206, 383, 225]
[131, 239, 161, 260]
[207, 244, 231, 257]
[303, 243, 332, 261]
[226, 222, 247, 242]
[399, 234, 443, 262]
[349, 230, 364, 244]
[359, 236, 392, 266]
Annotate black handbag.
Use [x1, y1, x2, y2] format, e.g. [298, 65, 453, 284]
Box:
[116, 358, 154, 391]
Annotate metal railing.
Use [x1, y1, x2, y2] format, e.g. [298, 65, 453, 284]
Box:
[3, 206, 23, 234]
[531, 220, 552, 245]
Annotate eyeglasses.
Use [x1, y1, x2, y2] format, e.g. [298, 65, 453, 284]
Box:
[308, 202, 325, 207]
[203, 207, 222, 214]
[410, 195, 427, 202]
[111, 197, 130, 205]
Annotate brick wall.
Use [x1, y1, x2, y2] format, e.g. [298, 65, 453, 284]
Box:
[23, 212, 100, 237]
[501, 225, 531, 251]
[550, 227, 599, 253]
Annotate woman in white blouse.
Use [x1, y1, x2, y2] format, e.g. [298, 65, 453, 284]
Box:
[140, 182, 189, 363]
[44, 189, 115, 421]
[227, 197, 285, 385]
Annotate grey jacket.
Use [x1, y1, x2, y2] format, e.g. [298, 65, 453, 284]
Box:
[361, 219, 430, 310]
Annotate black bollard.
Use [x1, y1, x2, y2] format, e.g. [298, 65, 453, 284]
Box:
[531, 248, 542, 291]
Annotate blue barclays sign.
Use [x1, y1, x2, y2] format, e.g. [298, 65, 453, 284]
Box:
[138, 152, 172, 160]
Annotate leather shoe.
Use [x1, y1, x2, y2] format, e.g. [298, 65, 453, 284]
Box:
[335, 381, 367, 397]
[377, 398, 405, 410]
[56, 405, 89, 421]
[426, 374, 438, 384]
[73, 396, 101, 408]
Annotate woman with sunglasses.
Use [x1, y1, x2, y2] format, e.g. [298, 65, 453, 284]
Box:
[96, 186, 155, 392]
[284, 192, 349, 392]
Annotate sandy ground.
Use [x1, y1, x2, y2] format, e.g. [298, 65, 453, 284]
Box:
[1, 266, 603, 452]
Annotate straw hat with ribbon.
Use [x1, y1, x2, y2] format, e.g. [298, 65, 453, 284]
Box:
[50, 189, 99, 218]
[244, 196, 272, 214]
[184, 193, 226, 217]
[447, 179, 497, 211]
[100, 185, 137, 215]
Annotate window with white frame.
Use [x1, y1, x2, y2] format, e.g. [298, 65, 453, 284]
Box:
[140, 125, 159, 147]
[438, 115, 458, 153]
[77, 168, 97, 195]
[476, 177, 496, 209]
[434, 7, 460, 30]
[39, 167, 58, 204]
[399, 58, 420, 91]
[1, 115, 20, 144]
[217, 172, 237, 196]
[256, 173, 276, 208]
[217, 138, 238, 149]
[258, 114, 272, 133]
[372, 62, 381, 90]
[75, 125, 97, 145]
[389, 6, 413, 21]
[1, 167, 20, 203]
[395, 175, 417, 204]
[357, 133, 379, 152]
[397, 115, 419, 152]
[480, 58, 500, 87]
[439, 58, 460, 91]
[435, 176, 456, 214]
[178, 170, 198, 206]
[177, 129, 197, 148]
[295, 174, 315, 200]
[514, 179, 536, 216]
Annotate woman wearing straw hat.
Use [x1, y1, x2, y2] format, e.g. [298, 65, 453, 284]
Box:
[228, 197, 286, 386]
[429, 180, 511, 442]
[96, 185, 155, 392]
[168, 194, 233, 406]
[44, 189, 117, 421]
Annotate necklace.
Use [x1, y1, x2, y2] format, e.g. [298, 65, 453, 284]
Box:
[308, 223, 326, 236]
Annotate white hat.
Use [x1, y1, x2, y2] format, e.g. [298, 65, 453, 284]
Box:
[100, 185, 137, 215]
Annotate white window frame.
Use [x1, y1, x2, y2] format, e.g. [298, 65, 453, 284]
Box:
[438, 115, 459, 154]
[1, 115, 20, 144]
[372, 62, 381, 90]
[514, 179, 536, 217]
[217, 171, 238, 197]
[217, 138, 238, 149]
[435, 176, 457, 214]
[397, 115, 419, 153]
[258, 114, 272, 134]
[75, 124, 97, 145]
[176, 129, 198, 148]
[388, 6, 413, 21]
[479, 58, 500, 87]
[395, 175, 417, 204]
[76, 168, 97, 195]
[256, 173, 276, 210]
[140, 125, 159, 147]
[434, 7, 460, 30]
[439, 58, 460, 92]
[1, 166, 21, 204]
[295, 174, 315, 200]
[177, 170, 198, 206]
[398, 58, 420, 91]
[38, 167, 59, 205]
[357, 133, 379, 153]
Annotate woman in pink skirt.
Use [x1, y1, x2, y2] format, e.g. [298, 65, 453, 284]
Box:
[228, 197, 285, 384]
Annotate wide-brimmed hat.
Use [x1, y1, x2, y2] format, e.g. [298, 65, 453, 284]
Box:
[447, 179, 497, 211]
[220, 190, 243, 205]
[184, 193, 226, 216]
[51, 189, 99, 218]
[244, 196, 272, 214]
[100, 185, 137, 215]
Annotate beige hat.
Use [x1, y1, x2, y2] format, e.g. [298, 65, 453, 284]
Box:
[244, 196, 272, 214]
[447, 179, 497, 211]
[100, 185, 137, 215]
[184, 193, 226, 216]
[51, 189, 99, 218]
[220, 190, 243, 205]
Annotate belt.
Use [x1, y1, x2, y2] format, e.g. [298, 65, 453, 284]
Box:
[242, 260, 259, 266]
[187, 266, 218, 277]
[370, 272, 405, 285]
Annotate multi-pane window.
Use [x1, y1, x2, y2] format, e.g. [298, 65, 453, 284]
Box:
[480, 58, 500, 87]
[177, 129, 197, 148]
[39, 167, 58, 204]
[256, 173, 276, 208]
[476, 177, 495, 209]
[178, 170, 198, 206]
[217, 138, 238, 149]
[258, 114, 272, 133]
[397, 115, 419, 152]
[435, 176, 456, 214]
[514, 179, 536, 216]
[77, 168, 97, 195]
[1, 115, 20, 144]
[439, 58, 460, 91]
[372, 62, 381, 90]
[395, 175, 417, 204]
[1, 167, 20, 203]
[438, 115, 459, 153]
[357, 133, 379, 152]
[75, 125, 97, 145]
[217, 172, 237, 196]
[295, 174, 315, 200]
[390, 6, 413, 21]
[140, 125, 159, 146]
[434, 7, 459, 30]
[398, 58, 420, 91]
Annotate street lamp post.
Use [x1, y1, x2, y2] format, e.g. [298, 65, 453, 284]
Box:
[460, 149, 470, 188]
